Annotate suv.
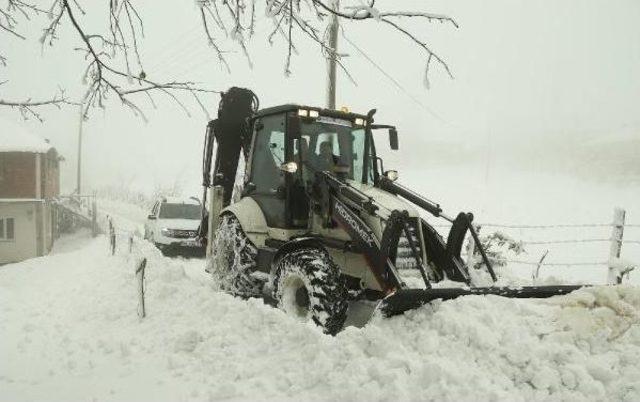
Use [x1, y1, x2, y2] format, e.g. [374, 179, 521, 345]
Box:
[144, 197, 204, 255]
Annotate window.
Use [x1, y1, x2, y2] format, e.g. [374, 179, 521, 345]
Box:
[158, 203, 201, 220]
[249, 115, 286, 193]
[298, 120, 373, 184]
[0, 159, 6, 182]
[0, 218, 15, 241]
[351, 129, 368, 183]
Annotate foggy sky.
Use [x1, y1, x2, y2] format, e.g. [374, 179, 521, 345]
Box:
[1, 0, 638, 196]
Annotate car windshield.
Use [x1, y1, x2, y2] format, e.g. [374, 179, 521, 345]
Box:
[295, 117, 374, 184]
[158, 203, 201, 219]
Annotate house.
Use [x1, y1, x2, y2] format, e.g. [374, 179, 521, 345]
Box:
[0, 118, 61, 264]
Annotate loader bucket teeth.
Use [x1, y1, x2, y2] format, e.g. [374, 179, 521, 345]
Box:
[378, 285, 585, 317]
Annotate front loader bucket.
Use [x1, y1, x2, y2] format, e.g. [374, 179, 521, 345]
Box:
[379, 285, 585, 317]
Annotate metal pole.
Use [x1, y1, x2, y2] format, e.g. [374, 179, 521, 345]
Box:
[326, 0, 339, 109]
[76, 104, 83, 194]
[207, 186, 224, 258]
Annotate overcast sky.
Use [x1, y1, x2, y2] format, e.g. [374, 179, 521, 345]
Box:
[1, 0, 638, 195]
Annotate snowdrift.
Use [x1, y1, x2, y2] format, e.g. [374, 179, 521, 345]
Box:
[1, 233, 639, 401]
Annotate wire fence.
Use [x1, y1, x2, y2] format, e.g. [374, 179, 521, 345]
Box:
[480, 223, 640, 229]
[451, 208, 639, 283]
[101, 207, 637, 287]
[433, 222, 640, 229]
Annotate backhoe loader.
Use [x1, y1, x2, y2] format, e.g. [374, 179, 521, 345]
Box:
[198, 87, 583, 334]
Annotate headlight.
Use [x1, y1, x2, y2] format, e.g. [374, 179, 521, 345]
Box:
[384, 170, 399, 182]
[354, 118, 365, 126]
[279, 161, 298, 173]
[309, 110, 319, 118]
[161, 228, 174, 236]
[297, 109, 309, 117]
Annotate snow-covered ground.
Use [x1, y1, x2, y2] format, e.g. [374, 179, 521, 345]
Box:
[1, 170, 639, 401]
[403, 166, 640, 286]
[1, 229, 639, 401]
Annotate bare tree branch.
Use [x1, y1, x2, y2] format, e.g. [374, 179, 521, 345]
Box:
[0, 90, 75, 121]
[0, 0, 457, 121]
[50, 0, 219, 119]
[199, 0, 456, 85]
[2, 0, 219, 120]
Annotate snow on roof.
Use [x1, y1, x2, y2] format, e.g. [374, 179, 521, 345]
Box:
[162, 196, 201, 205]
[0, 117, 53, 153]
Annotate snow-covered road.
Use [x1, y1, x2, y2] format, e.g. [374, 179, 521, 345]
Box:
[1, 200, 640, 401]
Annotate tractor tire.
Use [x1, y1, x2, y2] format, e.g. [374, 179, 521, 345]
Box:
[273, 247, 348, 335]
[211, 214, 262, 297]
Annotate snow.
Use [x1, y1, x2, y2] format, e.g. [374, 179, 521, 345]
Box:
[1, 200, 639, 401]
[162, 196, 201, 205]
[0, 117, 53, 153]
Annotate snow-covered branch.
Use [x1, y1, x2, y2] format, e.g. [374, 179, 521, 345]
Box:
[2, 0, 219, 120]
[198, 0, 457, 85]
[0, 90, 74, 121]
[0, 0, 457, 121]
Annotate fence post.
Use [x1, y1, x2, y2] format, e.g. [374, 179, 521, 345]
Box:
[607, 207, 626, 285]
[136, 258, 147, 318]
[109, 218, 116, 256]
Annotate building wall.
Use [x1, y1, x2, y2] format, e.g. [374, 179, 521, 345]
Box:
[0, 201, 38, 264]
[42, 150, 60, 198]
[0, 152, 37, 198]
[0, 149, 59, 264]
[0, 150, 59, 199]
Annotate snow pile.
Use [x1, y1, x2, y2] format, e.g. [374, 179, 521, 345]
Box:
[0, 117, 53, 153]
[1, 229, 639, 401]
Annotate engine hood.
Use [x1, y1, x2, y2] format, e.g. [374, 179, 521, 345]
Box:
[347, 181, 420, 218]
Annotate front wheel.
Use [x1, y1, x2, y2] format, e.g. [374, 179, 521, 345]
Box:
[211, 214, 262, 297]
[273, 247, 348, 335]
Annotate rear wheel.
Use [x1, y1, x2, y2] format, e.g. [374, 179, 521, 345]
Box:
[273, 247, 348, 335]
[211, 214, 262, 297]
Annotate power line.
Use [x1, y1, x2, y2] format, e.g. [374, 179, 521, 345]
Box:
[339, 28, 446, 123]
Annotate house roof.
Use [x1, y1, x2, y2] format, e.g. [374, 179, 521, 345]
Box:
[0, 117, 54, 153]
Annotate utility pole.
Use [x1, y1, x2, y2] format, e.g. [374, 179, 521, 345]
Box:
[326, 0, 339, 109]
[76, 104, 83, 194]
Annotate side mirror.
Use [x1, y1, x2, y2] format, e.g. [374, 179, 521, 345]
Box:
[148, 215, 156, 220]
[389, 128, 399, 150]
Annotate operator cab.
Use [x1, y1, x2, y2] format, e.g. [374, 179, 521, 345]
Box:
[243, 105, 397, 230]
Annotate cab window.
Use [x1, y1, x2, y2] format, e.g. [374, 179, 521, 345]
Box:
[249, 115, 286, 193]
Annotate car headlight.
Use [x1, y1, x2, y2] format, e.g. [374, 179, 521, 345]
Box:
[161, 228, 174, 237]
